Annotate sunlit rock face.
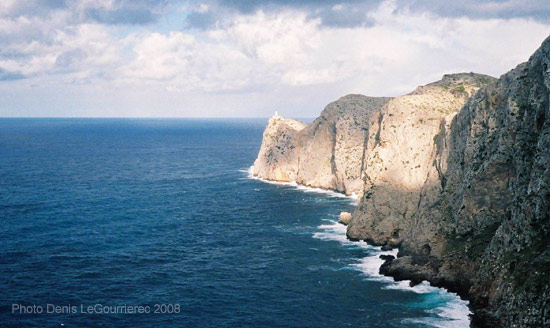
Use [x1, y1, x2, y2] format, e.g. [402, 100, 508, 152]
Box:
[346, 73, 494, 247]
[253, 95, 391, 196]
[253, 114, 307, 182]
[338, 211, 352, 225]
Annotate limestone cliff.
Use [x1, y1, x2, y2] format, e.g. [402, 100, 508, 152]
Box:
[253, 36, 550, 327]
[373, 37, 550, 327]
[346, 73, 494, 246]
[253, 95, 391, 196]
[350, 37, 550, 327]
[253, 114, 307, 181]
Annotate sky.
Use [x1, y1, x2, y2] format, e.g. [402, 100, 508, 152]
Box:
[0, 0, 549, 118]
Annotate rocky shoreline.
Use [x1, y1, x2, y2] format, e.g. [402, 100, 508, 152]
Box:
[252, 173, 473, 323]
[253, 36, 550, 327]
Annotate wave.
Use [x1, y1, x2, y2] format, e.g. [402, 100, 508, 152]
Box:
[242, 165, 470, 326]
[243, 166, 358, 204]
[314, 220, 471, 327]
[399, 285, 471, 328]
[312, 221, 374, 249]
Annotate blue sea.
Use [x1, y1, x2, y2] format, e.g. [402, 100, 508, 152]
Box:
[0, 119, 470, 327]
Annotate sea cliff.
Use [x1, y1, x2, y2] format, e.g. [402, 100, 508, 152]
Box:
[254, 95, 391, 196]
[253, 36, 550, 327]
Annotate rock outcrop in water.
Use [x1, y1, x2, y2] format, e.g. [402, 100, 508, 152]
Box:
[253, 36, 550, 327]
[338, 211, 352, 225]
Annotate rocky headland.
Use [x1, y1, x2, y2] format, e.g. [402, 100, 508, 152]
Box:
[254, 95, 392, 196]
[253, 36, 550, 327]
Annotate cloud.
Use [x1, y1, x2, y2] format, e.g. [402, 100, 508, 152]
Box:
[0, 67, 24, 81]
[215, 0, 370, 13]
[183, 0, 382, 29]
[3, 1, 549, 90]
[1, 0, 550, 117]
[78, 0, 173, 25]
[0, 0, 67, 18]
[123, 3, 550, 94]
[54, 49, 86, 69]
[183, 0, 550, 30]
[313, 4, 377, 28]
[0, 20, 123, 83]
[0, 0, 170, 25]
[184, 11, 219, 30]
[396, 0, 550, 21]
[0, 1, 167, 81]
[83, 7, 156, 25]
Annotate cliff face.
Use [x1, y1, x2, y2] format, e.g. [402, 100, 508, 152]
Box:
[253, 36, 550, 327]
[346, 73, 494, 246]
[360, 37, 550, 326]
[434, 38, 549, 326]
[253, 115, 307, 181]
[253, 95, 391, 196]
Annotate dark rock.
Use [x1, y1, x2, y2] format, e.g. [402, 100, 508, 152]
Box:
[379, 254, 395, 261]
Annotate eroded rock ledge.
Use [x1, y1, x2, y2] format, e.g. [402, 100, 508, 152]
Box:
[253, 36, 550, 327]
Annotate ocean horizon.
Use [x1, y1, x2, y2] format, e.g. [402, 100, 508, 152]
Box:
[1, 118, 469, 327]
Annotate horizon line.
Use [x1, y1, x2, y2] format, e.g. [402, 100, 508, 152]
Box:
[0, 116, 317, 119]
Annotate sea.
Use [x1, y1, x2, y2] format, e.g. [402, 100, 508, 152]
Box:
[0, 118, 470, 327]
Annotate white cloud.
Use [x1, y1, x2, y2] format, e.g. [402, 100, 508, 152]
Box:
[117, 2, 549, 95]
[0, 21, 121, 81]
[118, 31, 256, 91]
[0, 0, 549, 117]
[122, 32, 196, 81]
[198, 4, 209, 13]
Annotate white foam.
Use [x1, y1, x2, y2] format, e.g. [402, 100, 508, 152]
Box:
[400, 285, 471, 327]
[314, 220, 470, 326]
[312, 221, 376, 249]
[244, 166, 358, 204]
[430, 297, 471, 328]
[244, 164, 470, 326]
[312, 222, 351, 244]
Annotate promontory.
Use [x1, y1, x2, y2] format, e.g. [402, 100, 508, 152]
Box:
[253, 36, 550, 327]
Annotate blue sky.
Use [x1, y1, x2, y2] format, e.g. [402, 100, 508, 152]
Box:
[1, 0, 549, 117]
